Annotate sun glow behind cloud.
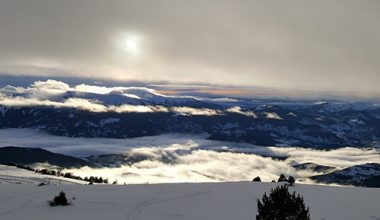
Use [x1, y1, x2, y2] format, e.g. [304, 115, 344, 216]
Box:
[1, 1, 380, 94]
[119, 33, 143, 57]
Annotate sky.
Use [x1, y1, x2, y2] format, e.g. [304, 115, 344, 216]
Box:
[0, 0, 380, 95]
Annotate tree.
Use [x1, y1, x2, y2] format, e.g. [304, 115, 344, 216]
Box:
[252, 176, 261, 182]
[288, 176, 296, 186]
[256, 185, 310, 220]
[277, 174, 287, 182]
[49, 191, 70, 206]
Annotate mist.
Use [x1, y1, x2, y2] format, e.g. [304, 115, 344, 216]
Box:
[1, 129, 379, 184]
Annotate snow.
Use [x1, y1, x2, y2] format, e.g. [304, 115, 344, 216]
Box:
[220, 122, 239, 129]
[0, 167, 379, 220]
[0, 165, 86, 185]
[287, 112, 297, 117]
[0, 105, 7, 116]
[100, 118, 121, 126]
[341, 164, 380, 181]
[226, 106, 257, 118]
[265, 112, 283, 120]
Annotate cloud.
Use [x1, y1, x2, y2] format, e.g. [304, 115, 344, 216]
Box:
[226, 106, 257, 118]
[2, 128, 378, 184]
[171, 107, 222, 116]
[211, 98, 239, 103]
[64, 143, 380, 184]
[111, 105, 168, 113]
[271, 147, 380, 169]
[265, 112, 283, 120]
[32, 80, 70, 94]
[65, 147, 297, 184]
[0, 95, 170, 113]
[1, 0, 380, 94]
[0, 96, 107, 112]
[0, 80, 231, 115]
[74, 84, 114, 95]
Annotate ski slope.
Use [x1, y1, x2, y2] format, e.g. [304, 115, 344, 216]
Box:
[0, 166, 379, 220]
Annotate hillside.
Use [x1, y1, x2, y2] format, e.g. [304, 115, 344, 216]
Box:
[0, 165, 380, 220]
[0, 146, 91, 168]
[311, 163, 380, 187]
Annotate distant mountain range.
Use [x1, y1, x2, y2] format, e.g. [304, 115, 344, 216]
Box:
[1, 99, 380, 148]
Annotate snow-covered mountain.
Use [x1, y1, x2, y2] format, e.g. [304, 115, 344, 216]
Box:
[311, 163, 380, 187]
[1, 101, 380, 148]
[2, 81, 380, 148]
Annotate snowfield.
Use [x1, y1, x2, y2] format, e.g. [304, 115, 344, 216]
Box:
[0, 166, 380, 220]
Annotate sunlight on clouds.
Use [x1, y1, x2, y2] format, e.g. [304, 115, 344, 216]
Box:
[171, 107, 222, 116]
[64, 144, 380, 184]
[74, 84, 113, 94]
[110, 105, 168, 113]
[32, 80, 70, 94]
[0, 80, 235, 116]
[226, 106, 257, 118]
[273, 147, 380, 169]
[0, 128, 379, 184]
[265, 112, 282, 120]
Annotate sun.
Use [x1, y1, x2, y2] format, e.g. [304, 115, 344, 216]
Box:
[124, 37, 138, 52]
[121, 34, 141, 56]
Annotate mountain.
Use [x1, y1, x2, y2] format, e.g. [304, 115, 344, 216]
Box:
[0, 146, 91, 168]
[311, 163, 380, 187]
[1, 100, 380, 148]
[292, 162, 336, 173]
[1, 81, 380, 148]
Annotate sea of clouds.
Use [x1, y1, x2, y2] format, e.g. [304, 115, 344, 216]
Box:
[0, 128, 379, 184]
[0, 79, 263, 117]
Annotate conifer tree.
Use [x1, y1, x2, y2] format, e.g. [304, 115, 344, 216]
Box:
[256, 185, 310, 220]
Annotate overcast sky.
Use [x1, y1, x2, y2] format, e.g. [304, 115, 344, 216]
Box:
[0, 0, 379, 95]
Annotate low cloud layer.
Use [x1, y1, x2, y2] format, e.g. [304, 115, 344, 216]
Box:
[1, 128, 379, 184]
[0, 80, 262, 116]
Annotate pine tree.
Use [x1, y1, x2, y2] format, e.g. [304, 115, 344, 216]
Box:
[288, 176, 296, 186]
[252, 176, 261, 182]
[49, 191, 69, 206]
[256, 185, 310, 220]
[277, 174, 287, 182]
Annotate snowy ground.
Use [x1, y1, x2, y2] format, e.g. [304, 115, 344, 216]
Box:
[0, 165, 87, 185]
[0, 166, 380, 220]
